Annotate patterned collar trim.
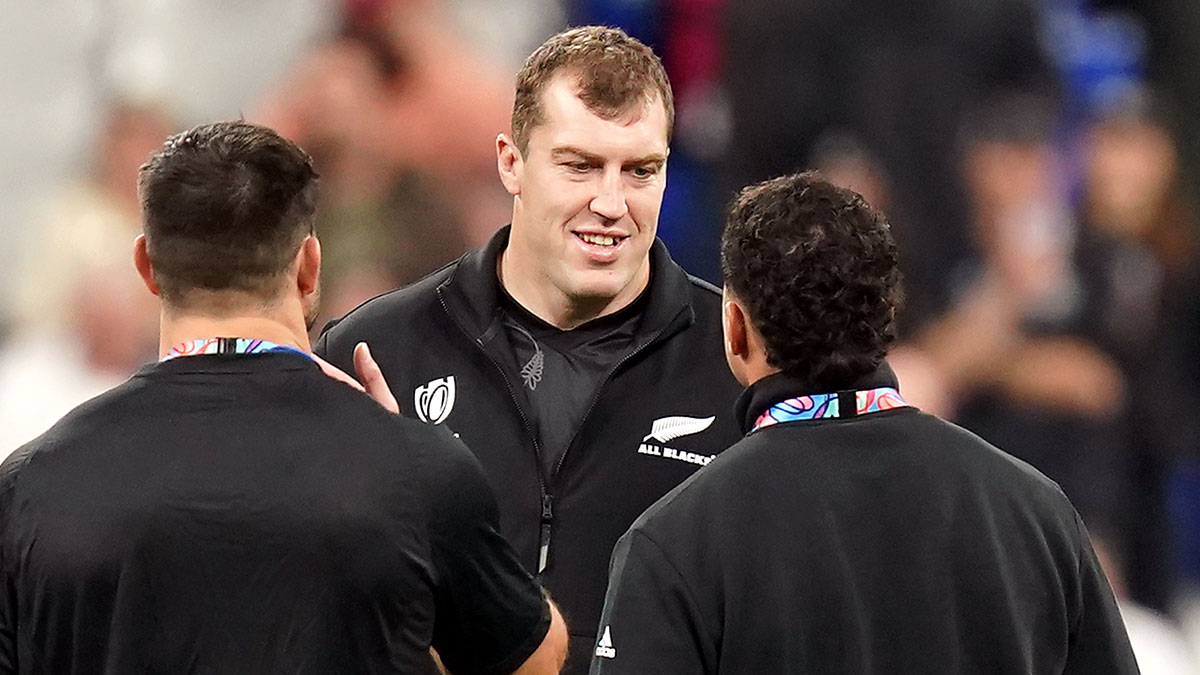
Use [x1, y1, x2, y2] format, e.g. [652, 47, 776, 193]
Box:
[752, 387, 908, 432]
[161, 338, 311, 361]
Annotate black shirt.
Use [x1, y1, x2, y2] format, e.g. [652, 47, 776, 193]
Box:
[499, 286, 647, 477]
[0, 352, 550, 674]
[592, 367, 1139, 674]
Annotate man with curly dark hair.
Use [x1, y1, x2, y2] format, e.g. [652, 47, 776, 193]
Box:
[591, 172, 1138, 674]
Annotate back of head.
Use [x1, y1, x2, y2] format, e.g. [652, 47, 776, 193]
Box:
[720, 172, 903, 388]
[138, 121, 319, 311]
[511, 25, 674, 153]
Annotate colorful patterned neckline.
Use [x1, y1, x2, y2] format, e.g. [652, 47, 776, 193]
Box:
[161, 338, 312, 361]
[752, 386, 908, 432]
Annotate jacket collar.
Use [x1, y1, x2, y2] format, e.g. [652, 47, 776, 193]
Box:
[735, 361, 901, 433]
[436, 225, 696, 343]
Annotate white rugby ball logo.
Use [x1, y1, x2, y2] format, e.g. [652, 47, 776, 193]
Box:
[414, 376, 456, 425]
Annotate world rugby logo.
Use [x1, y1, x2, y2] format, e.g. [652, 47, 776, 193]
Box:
[414, 376, 456, 425]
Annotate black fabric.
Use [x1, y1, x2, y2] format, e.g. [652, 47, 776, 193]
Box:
[0, 352, 549, 674]
[499, 285, 647, 478]
[592, 372, 1139, 674]
[317, 226, 745, 674]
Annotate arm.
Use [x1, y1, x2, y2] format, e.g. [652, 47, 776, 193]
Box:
[591, 530, 713, 675]
[1062, 514, 1140, 674]
[511, 597, 568, 675]
[432, 599, 566, 675]
[424, 435, 567, 674]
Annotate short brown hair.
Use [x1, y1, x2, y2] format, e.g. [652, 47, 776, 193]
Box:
[511, 26, 674, 153]
[138, 121, 319, 308]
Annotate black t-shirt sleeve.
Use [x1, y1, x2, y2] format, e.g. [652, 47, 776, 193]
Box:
[0, 446, 30, 673]
[591, 529, 713, 675]
[421, 431, 551, 675]
[1063, 513, 1140, 674]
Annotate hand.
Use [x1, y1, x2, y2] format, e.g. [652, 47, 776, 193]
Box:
[312, 342, 401, 414]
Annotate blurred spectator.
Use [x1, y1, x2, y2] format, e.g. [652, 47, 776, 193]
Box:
[0, 101, 163, 455]
[721, 0, 1056, 330]
[1093, 0, 1200, 218]
[257, 0, 519, 327]
[0, 259, 157, 455]
[897, 92, 1136, 590]
[12, 103, 171, 335]
[1073, 89, 1200, 612]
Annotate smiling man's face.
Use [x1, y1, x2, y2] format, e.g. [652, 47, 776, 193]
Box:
[498, 74, 669, 323]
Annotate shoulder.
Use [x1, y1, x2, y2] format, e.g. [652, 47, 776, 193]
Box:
[686, 274, 722, 301]
[685, 274, 724, 319]
[320, 259, 458, 344]
[915, 412, 1073, 500]
[0, 378, 140, 495]
[402, 421, 490, 491]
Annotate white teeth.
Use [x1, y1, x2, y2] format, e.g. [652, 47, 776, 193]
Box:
[579, 233, 618, 247]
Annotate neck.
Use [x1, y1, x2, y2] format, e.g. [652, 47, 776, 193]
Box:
[498, 246, 649, 331]
[158, 306, 311, 358]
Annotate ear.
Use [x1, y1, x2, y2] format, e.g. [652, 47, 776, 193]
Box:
[296, 235, 321, 297]
[722, 289, 750, 360]
[132, 234, 160, 296]
[496, 133, 522, 196]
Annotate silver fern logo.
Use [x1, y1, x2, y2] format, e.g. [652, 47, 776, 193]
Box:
[520, 350, 543, 390]
[638, 415, 718, 468]
[414, 376, 456, 425]
[642, 416, 715, 443]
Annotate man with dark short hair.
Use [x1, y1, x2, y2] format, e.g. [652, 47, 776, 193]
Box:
[591, 173, 1139, 674]
[0, 121, 567, 673]
[316, 26, 743, 672]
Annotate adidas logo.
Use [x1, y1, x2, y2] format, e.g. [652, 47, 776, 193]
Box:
[595, 625, 616, 659]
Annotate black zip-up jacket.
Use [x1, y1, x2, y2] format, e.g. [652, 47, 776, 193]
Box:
[316, 227, 744, 671]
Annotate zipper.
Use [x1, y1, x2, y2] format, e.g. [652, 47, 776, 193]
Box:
[539, 493, 553, 573]
[438, 292, 554, 574]
[439, 288, 683, 575]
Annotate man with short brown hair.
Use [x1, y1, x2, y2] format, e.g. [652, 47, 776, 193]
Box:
[317, 26, 743, 672]
[0, 121, 567, 674]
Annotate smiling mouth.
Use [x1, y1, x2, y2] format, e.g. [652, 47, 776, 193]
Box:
[576, 232, 626, 247]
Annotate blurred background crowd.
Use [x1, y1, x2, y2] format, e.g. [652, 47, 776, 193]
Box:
[2, 0, 1199, 671]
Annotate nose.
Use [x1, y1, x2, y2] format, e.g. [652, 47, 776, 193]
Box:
[589, 169, 628, 221]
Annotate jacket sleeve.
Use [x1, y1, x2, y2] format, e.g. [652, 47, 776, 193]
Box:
[423, 433, 552, 675]
[1063, 513, 1141, 674]
[590, 529, 714, 675]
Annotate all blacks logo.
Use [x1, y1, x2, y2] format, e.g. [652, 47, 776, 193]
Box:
[414, 376, 456, 425]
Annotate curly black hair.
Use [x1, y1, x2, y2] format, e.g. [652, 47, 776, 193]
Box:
[721, 172, 904, 388]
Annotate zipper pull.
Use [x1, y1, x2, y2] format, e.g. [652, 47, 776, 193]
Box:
[538, 494, 553, 574]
